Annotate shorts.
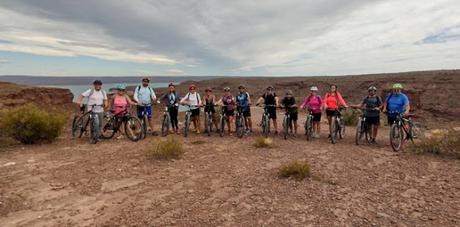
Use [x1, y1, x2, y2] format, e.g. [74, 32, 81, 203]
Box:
[242, 108, 251, 118]
[326, 109, 338, 117]
[288, 112, 298, 121]
[225, 109, 235, 117]
[387, 115, 397, 125]
[365, 116, 380, 126]
[191, 108, 200, 118]
[137, 105, 152, 119]
[266, 107, 277, 119]
[311, 112, 322, 122]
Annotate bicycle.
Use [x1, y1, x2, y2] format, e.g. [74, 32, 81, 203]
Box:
[304, 110, 314, 141]
[101, 111, 143, 141]
[329, 108, 345, 144]
[282, 107, 296, 140]
[71, 104, 104, 144]
[355, 109, 373, 145]
[388, 112, 420, 152]
[258, 104, 276, 138]
[218, 105, 232, 137]
[137, 104, 151, 140]
[235, 105, 248, 138]
[160, 104, 176, 137]
[204, 104, 217, 137]
[182, 104, 200, 137]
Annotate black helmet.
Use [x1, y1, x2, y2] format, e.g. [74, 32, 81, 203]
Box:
[168, 83, 175, 87]
[93, 80, 102, 85]
[238, 85, 246, 89]
[266, 85, 274, 90]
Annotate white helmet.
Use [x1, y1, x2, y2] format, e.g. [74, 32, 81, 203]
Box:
[310, 86, 318, 91]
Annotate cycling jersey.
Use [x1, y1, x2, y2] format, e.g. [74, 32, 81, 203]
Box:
[300, 95, 322, 113]
[281, 97, 298, 113]
[81, 88, 107, 113]
[222, 95, 235, 111]
[362, 95, 382, 117]
[181, 92, 201, 108]
[386, 92, 409, 115]
[113, 95, 128, 116]
[262, 93, 277, 105]
[236, 92, 250, 110]
[134, 86, 156, 105]
[324, 91, 347, 110]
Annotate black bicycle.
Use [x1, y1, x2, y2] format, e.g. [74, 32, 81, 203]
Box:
[329, 109, 345, 144]
[304, 110, 314, 141]
[388, 112, 420, 152]
[259, 104, 276, 138]
[71, 104, 104, 144]
[183, 104, 200, 137]
[355, 109, 372, 145]
[204, 104, 217, 137]
[218, 105, 231, 137]
[137, 104, 151, 140]
[101, 111, 143, 141]
[282, 107, 296, 140]
[160, 104, 175, 137]
[235, 105, 247, 138]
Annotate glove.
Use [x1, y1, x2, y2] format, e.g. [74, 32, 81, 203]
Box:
[79, 105, 85, 113]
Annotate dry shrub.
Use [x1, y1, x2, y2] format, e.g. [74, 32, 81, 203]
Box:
[0, 103, 66, 144]
[278, 160, 311, 180]
[254, 137, 273, 148]
[146, 136, 184, 160]
[342, 108, 361, 126]
[409, 129, 460, 159]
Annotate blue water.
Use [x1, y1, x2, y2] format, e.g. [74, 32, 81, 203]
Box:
[42, 83, 170, 102]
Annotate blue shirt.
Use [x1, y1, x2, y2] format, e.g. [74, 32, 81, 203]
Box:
[236, 92, 250, 110]
[386, 92, 409, 114]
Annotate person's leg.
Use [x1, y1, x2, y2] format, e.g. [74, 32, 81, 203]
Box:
[97, 112, 104, 138]
[273, 119, 278, 133]
[170, 108, 178, 130]
[293, 120, 298, 134]
[195, 110, 201, 133]
[146, 106, 154, 133]
[228, 116, 234, 133]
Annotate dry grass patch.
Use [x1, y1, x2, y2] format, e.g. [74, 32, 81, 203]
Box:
[278, 160, 311, 180]
[342, 108, 361, 126]
[145, 136, 184, 160]
[191, 140, 205, 145]
[409, 129, 460, 159]
[254, 137, 273, 148]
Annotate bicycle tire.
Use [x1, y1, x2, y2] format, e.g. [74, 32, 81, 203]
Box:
[125, 117, 143, 142]
[262, 115, 269, 138]
[330, 117, 338, 144]
[161, 114, 170, 137]
[89, 114, 99, 144]
[338, 118, 345, 139]
[236, 115, 244, 138]
[219, 115, 225, 137]
[207, 113, 213, 137]
[283, 115, 289, 140]
[390, 123, 404, 152]
[305, 115, 313, 141]
[184, 113, 191, 137]
[355, 119, 364, 145]
[72, 115, 82, 138]
[101, 117, 117, 139]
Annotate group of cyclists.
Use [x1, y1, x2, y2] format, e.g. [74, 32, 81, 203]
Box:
[77, 76, 411, 144]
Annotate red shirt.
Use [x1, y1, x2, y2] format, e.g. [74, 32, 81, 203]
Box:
[323, 91, 347, 110]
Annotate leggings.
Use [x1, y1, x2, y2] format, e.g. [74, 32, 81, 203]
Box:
[169, 107, 178, 129]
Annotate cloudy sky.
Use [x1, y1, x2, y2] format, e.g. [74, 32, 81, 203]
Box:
[0, 0, 459, 77]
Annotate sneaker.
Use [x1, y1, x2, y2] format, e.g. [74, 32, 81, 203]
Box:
[196, 130, 201, 134]
[274, 131, 279, 135]
[314, 134, 320, 139]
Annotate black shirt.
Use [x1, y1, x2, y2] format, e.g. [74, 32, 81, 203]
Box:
[362, 95, 382, 117]
[262, 93, 277, 106]
[282, 97, 297, 113]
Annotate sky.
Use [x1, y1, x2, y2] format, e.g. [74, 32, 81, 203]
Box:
[0, 0, 459, 77]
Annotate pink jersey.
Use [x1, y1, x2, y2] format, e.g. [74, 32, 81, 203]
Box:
[113, 95, 128, 116]
[300, 95, 322, 113]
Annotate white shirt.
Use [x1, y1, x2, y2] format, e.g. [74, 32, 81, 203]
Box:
[181, 92, 201, 108]
[81, 89, 107, 113]
[134, 86, 156, 105]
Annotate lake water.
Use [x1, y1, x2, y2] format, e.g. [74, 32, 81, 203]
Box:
[42, 83, 170, 102]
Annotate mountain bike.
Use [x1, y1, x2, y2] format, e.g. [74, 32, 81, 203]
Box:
[204, 104, 217, 137]
[71, 104, 104, 144]
[355, 109, 372, 145]
[388, 112, 420, 152]
[329, 108, 345, 144]
[304, 110, 314, 141]
[160, 104, 176, 137]
[258, 104, 276, 138]
[235, 106, 247, 138]
[183, 104, 200, 137]
[137, 104, 151, 140]
[282, 107, 296, 140]
[218, 105, 231, 137]
[101, 111, 143, 141]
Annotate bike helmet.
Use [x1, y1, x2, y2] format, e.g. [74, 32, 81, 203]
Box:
[189, 84, 196, 90]
[205, 87, 212, 92]
[238, 85, 246, 89]
[168, 83, 175, 87]
[310, 86, 318, 91]
[223, 87, 231, 91]
[286, 90, 293, 95]
[266, 85, 274, 90]
[116, 84, 126, 90]
[330, 84, 338, 88]
[142, 77, 150, 82]
[368, 86, 377, 92]
[392, 83, 403, 89]
[93, 80, 103, 85]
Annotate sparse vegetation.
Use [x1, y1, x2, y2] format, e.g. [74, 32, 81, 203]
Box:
[278, 160, 311, 180]
[254, 137, 273, 148]
[146, 136, 184, 160]
[409, 129, 460, 159]
[342, 108, 361, 126]
[191, 140, 205, 145]
[0, 104, 66, 144]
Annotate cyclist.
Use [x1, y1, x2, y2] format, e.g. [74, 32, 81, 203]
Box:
[323, 84, 348, 137]
[236, 85, 253, 134]
[202, 87, 219, 133]
[300, 86, 322, 138]
[76, 80, 108, 140]
[354, 86, 382, 143]
[180, 84, 202, 134]
[281, 90, 298, 135]
[256, 85, 279, 134]
[216, 87, 236, 135]
[158, 83, 180, 134]
[382, 83, 410, 125]
[133, 77, 157, 135]
[109, 84, 137, 139]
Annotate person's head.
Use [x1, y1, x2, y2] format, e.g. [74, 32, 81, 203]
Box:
[310, 86, 318, 95]
[116, 84, 126, 95]
[93, 80, 102, 90]
[368, 86, 377, 96]
[189, 84, 196, 93]
[286, 90, 293, 98]
[205, 87, 212, 95]
[329, 84, 337, 93]
[238, 85, 246, 93]
[142, 77, 150, 87]
[223, 87, 231, 95]
[168, 83, 176, 92]
[392, 83, 403, 94]
[266, 85, 274, 94]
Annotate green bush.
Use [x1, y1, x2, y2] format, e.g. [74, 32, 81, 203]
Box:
[253, 137, 273, 148]
[0, 104, 66, 144]
[278, 160, 311, 180]
[409, 129, 460, 159]
[342, 108, 361, 126]
[146, 136, 184, 160]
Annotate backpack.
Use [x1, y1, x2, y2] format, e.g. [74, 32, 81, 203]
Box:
[364, 95, 382, 109]
[88, 89, 107, 99]
[186, 92, 201, 104]
[136, 85, 154, 98]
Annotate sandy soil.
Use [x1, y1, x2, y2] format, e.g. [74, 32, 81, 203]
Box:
[0, 107, 459, 226]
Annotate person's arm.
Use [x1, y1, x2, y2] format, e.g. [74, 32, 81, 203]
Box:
[215, 97, 223, 106]
[247, 93, 252, 105]
[300, 97, 308, 109]
[382, 95, 388, 112]
[180, 93, 188, 104]
[275, 96, 280, 107]
[256, 97, 264, 106]
[126, 95, 137, 105]
[322, 94, 328, 110]
[403, 95, 410, 115]
[151, 88, 157, 102]
[103, 91, 108, 109]
[337, 92, 348, 108]
[133, 87, 139, 103]
[78, 89, 91, 106]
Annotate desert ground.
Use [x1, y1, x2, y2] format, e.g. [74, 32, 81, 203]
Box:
[1, 106, 459, 227]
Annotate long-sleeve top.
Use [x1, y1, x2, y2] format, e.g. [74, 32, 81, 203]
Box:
[323, 91, 347, 110]
[300, 95, 322, 113]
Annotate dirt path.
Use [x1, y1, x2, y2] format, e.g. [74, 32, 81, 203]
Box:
[1, 107, 459, 226]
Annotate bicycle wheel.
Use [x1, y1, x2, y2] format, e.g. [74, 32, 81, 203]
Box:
[207, 113, 212, 137]
[261, 115, 269, 138]
[183, 113, 191, 137]
[101, 117, 117, 139]
[161, 114, 170, 137]
[408, 121, 422, 143]
[236, 115, 244, 138]
[124, 117, 143, 141]
[390, 124, 404, 152]
[330, 117, 338, 144]
[355, 119, 364, 145]
[72, 115, 83, 138]
[305, 116, 313, 141]
[339, 118, 345, 139]
[89, 115, 99, 144]
[283, 115, 289, 140]
[219, 115, 225, 137]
